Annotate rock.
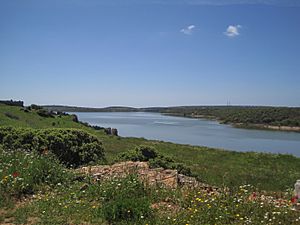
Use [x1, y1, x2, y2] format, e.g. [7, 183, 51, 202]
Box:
[104, 127, 118, 136]
[178, 174, 199, 187]
[71, 114, 79, 122]
[111, 128, 118, 136]
[77, 161, 215, 190]
[295, 180, 300, 198]
[104, 127, 112, 135]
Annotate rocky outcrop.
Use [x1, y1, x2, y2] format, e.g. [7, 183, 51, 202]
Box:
[77, 161, 217, 191]
[104, 127, 118, 136]
[111, 128, 118, 136]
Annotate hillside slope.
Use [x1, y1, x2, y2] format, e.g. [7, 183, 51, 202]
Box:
[1, 103, 300, 192]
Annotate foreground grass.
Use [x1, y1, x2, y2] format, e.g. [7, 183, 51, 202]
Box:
[1, 149, 300, 224]
[1, 104, 300, 192]
[10, 181, 300, 225]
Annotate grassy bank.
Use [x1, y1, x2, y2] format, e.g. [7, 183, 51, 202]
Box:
[1, 103, 300, 192]
[1, 149, 300, 225]
[1, 103, 300, 224]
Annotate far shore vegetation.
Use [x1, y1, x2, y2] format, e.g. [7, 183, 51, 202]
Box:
[43, 104, 300, 132]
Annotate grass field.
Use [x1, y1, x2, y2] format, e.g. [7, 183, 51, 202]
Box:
[2, 148, 300, 225]
[2, 103, 300, 224]
[1, 103, 300, 192]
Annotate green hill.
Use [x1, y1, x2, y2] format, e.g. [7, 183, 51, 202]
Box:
[1, 103, 300, 224]
[1, 103, 300, 192]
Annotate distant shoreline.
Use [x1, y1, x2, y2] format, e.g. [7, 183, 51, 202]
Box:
[162, 112, 300, 133]
[233, 123, 300, 132]
[43, 105, 300, 133]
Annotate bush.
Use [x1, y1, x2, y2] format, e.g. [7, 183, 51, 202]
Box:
[118, 145, 191, 176]
[118, 145, 158, 162]
[30, 104, 43, 110]
[36, 109, 54, 118]
[0, 127, 105, 167]
[149, 157, 192, 176]
[100, 175, 151, 223]
[71, 114, 79, 122]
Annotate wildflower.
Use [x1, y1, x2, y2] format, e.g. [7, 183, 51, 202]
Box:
[291, 196, 298, 204]
[249, 192, 257, 201]
[12, 171, 20, 178]
[92, 205, 96, 209]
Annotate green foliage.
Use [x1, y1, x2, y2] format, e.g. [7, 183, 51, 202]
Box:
[1, 103, 300, 192]
[30, 104, 43, 110]
[36, 109, 54, 118]
[100, 175, 151, 223]
[159, 106, 300, 127]
[118, 145, 192, 176]
[5, 172, 300, 224]
[7, 174, 157, 225]
[0, 148, 73, 200]
[151, 142, 300, 191]
[118, 145, 158, 161]
[0, 127, 105, 167]
[0, 103, 97, 130]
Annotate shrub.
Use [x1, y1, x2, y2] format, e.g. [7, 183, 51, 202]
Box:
[100, 175, 151, 223]
[0, 127, 105, 167]
[71, 114, 79, 122]
[30, 104, 43, 110]
[118, 145, 158, 162]
[118, 145, 191, 176]
[149, 157, 192, 176]
[36, 109, 54, 118]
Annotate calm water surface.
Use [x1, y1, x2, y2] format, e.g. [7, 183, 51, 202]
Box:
[74, 112, 300, 156]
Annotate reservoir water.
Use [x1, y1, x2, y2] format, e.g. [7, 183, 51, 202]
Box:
[74, 112, 300, 157]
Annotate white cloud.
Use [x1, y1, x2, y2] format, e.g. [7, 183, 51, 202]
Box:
[180, 25, 196, 35]
[224, 25, 242, 37]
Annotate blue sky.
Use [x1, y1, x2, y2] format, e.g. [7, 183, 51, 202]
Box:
[0, 0, 299, 107]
